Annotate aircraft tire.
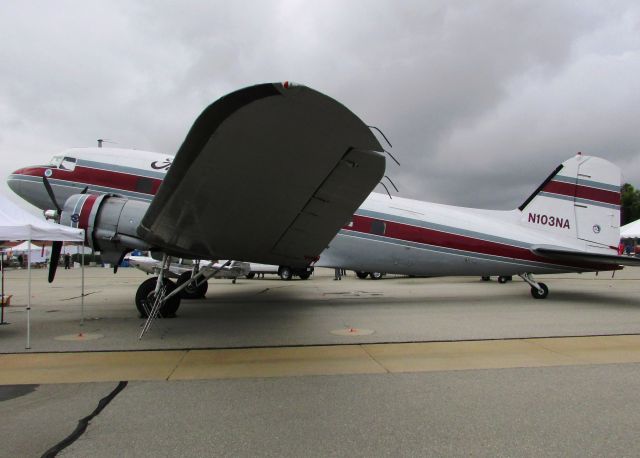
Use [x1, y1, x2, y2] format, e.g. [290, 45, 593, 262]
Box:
[298, 272, 311, 280]
[355, 271, 369, 279]
[481, 276, 490, 281]
[279, 266, 293, 281]
[530, 283, 549, 299]
[176, 272, 208, 299]
[135, 277, 181, 318]
[245, 272, 256, 279]
[497, 276, 509, 284]
[195, 279, 208, 297]
[370, 272, 383, 280]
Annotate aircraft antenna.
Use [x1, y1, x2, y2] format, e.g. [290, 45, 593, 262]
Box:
[97, 139, 117, 148]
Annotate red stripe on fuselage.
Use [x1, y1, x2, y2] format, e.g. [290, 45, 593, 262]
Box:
[543, 181, 620, 205]
[78, 194, 98, 230]
[345, 214, 615, 271]
[15, 166, 162, 196]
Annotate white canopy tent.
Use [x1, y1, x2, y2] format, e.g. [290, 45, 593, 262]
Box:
[3, 240, 92, 265]
[8, 241, 39, 251]
[4, 241, 49, 264]
[620, 219, 640, 239]
[0, 194, 84, 349]
[0, 196, 84, 241]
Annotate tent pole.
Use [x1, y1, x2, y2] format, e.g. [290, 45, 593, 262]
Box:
[81, 233, 85, 327]
[1, 252, 5, 325]
[26, 238, 31, 350]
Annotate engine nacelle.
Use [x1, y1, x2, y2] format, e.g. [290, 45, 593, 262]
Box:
[60, 194, 152, 265]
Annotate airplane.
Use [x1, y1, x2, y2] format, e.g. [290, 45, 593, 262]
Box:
[8, 82, 640, 323]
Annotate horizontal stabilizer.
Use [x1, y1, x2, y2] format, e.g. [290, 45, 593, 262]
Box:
[531, 244, 640, 267]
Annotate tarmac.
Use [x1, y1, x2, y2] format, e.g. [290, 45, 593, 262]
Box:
[1, 267, 639, 456]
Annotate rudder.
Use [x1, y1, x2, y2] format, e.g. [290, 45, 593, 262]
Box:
[519, 154, 621, 250]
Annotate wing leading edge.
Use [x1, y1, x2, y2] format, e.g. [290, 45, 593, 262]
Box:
[138, 83, 385, 266]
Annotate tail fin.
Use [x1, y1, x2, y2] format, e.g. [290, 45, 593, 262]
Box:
[519, 154, 621, 249]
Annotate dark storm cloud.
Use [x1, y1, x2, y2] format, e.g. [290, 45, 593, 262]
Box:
[1, 0, 639, 210]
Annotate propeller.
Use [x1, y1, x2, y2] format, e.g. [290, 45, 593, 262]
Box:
[48, 241, 63, 283]
[43, 176, 62, 214]
[42, 175, 90, 283]
[43, 175, 63, 283]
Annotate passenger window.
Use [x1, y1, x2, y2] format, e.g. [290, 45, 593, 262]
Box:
[59, 157, 77, 171]
[370, 220, 386, 236]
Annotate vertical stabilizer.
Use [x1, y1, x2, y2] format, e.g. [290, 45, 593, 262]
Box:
[518, 154, 621, 250]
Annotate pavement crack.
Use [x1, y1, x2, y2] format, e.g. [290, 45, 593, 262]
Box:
[41, 381, 128, 457]
[360, 345, 390, 374]
[167, 350, 189, 380]
[256, 285, 292, 295]
[60, 291, 99, 301]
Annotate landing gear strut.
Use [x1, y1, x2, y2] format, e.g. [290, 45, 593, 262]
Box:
[138, 258, 232, 339]
[135, 277, 181, 318]
[518, 273, 549, 299]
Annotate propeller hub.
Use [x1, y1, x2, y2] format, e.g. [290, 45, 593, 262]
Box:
[43, 209, 59, 221]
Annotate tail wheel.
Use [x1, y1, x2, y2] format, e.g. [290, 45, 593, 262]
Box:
[530, 282, 549, 299]
[135, 277, 181, 318]
[177, 272, 208, 299]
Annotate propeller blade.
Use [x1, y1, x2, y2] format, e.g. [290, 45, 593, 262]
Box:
[48, 241, 63, 283]
[42, 176, 62, 214]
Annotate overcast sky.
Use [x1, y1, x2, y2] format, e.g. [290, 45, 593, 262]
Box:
[2, 0, 640, 212]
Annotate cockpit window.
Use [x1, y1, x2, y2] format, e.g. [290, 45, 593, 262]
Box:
[48, 155, 76, 171]
[59, 157, 76, 171]
[49, 156, 63, 168]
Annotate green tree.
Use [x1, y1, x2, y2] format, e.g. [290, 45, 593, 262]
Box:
[621, 183, 640, 225]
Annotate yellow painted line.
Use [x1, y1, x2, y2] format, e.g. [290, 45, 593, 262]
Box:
[170, 345, 387, 380]
[2, 335, 640, 385]
[363, 340, 577, 373]
[528, 335, 640, 365]
[0, 351, 186, 385]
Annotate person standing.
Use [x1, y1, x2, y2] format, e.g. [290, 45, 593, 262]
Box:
[64, 253, 71, 270]
[334, 267, 342, 280]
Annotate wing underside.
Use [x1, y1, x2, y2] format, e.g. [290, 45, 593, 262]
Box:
[138, 83, 386, 266]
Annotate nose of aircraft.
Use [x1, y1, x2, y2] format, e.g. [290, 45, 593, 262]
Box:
[7, 166, 49, 210]
[7, 168, 25, 196]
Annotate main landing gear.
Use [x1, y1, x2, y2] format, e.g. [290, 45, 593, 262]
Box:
[135, 277, 180, 318]
[136, 257, 233, 339]
[518, 273, 549, 299]
[176, 271, 208, 299]
[355, 271, 384, 279]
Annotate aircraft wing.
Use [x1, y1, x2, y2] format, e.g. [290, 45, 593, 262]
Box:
[531, 245, 640, 267]
[138, 83, 385, 267]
